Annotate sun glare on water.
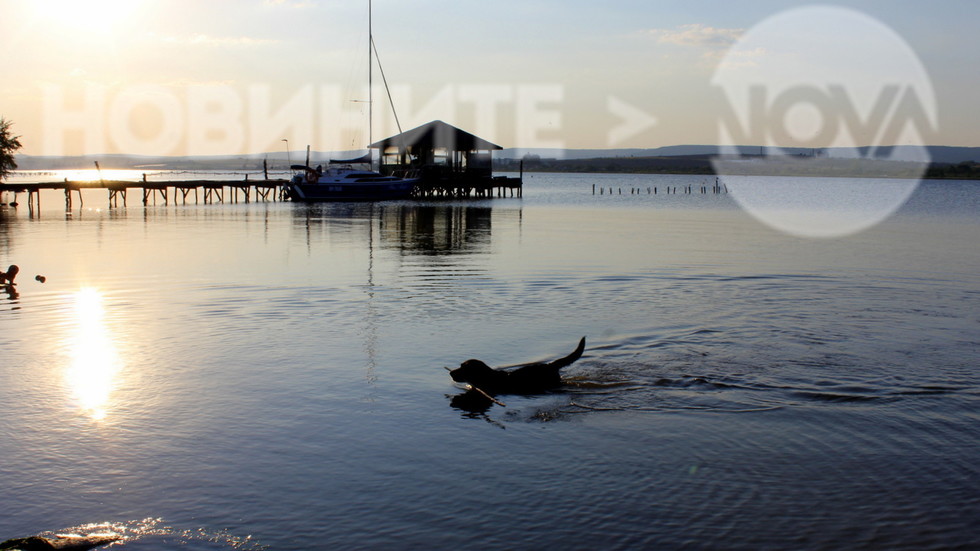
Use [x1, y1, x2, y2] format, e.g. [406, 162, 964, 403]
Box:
[66, 288, 123, 421]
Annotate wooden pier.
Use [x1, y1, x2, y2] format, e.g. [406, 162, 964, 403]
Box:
[0, 174, 525, 212]
[371, 120, 523, 199]
[0, 177, 290, 212]
[414, 175, 523, 199]
[1, 120, 529, 211]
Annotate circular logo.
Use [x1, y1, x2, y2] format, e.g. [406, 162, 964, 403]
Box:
[711, 6, 938, 238]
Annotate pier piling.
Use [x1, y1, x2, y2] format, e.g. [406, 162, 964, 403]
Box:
[2, 177, 288, 215]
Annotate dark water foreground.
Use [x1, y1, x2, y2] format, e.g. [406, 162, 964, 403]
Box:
[1, 174, 978, 549]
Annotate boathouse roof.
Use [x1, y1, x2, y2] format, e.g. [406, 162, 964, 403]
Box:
[369, 120, 502, 152]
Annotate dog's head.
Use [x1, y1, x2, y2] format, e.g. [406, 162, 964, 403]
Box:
[449, 359, 494, 384]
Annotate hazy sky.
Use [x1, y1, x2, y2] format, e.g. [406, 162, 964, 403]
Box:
[1, 0, 977, 156]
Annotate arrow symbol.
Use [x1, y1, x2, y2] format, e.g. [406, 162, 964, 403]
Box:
[607, 96, 658, 146]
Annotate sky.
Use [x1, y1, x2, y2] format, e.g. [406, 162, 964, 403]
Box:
[1, 0, 977, 157]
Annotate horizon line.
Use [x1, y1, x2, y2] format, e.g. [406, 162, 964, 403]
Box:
[14, 143, 980, 160]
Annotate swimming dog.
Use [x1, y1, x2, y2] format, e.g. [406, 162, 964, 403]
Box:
[449, 337, 585, 394]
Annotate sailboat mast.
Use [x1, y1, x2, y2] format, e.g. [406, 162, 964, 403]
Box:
[368, 0, 373, 167]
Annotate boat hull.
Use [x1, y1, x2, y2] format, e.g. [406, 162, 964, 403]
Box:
[287, 179, 417, 202]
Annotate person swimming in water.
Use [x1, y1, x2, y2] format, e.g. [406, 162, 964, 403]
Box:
[0, 264, 18, 285]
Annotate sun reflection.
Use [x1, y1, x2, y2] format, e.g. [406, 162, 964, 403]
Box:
[66, 288, 122, 420]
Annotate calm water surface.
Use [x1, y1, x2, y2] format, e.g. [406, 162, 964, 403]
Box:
[1, 173, 978, 549]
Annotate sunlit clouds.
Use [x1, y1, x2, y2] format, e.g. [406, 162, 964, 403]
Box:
[1, 2, 976, 153]
[158, 34, 280, 48]
[263, 0, 314, 7]
[647, 23, 744, 48]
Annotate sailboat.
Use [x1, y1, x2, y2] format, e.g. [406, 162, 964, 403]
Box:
[286, 1, 417, 202]
[287, 159, 416, 201]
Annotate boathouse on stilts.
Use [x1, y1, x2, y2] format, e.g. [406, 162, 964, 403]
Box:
[369, 120, 522, 198]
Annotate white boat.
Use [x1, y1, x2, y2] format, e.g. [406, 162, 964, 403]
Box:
[286, 1, 416, 202]
[287, 161, 416, 202]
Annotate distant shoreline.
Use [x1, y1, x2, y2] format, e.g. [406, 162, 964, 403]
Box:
[504, 156, 980, 180]
[10, 153, 980, 181]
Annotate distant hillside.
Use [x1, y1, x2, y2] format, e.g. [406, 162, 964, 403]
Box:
[13, 145, 980, 176]
[497, 155, 980, 180]
[497, 145, 980, 164]
[13, 151, 364, 172]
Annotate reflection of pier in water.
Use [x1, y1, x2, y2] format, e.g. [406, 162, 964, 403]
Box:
[290, 203, 522, 389]
[292, 203, 522, 256]
[380, 205, 492, 255]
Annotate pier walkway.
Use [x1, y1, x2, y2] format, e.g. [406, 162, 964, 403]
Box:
[0, 177, 290, 211]
[414, 176, 523, 199]
[0, 174, 524, 212]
